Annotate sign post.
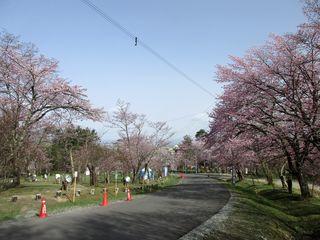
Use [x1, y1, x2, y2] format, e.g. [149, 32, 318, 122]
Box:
[72, 171, 78, 203]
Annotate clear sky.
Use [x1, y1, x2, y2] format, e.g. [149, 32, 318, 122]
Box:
[0, 0, 305, 142]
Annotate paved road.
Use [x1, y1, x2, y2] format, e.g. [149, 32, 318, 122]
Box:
[0, 174, 230, 240]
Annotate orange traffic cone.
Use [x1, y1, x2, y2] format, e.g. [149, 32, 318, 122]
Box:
[39, 198, 47, 219]
[126, 188, 132, 201]
[100, 189, 108, 206]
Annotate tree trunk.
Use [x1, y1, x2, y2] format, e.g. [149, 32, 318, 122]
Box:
[144, 163, 150, 180]
[88, 164, 97, 186]
[132, 167, 137, 183]
[287, 153, 310, 198]
[280, 175, 287, 189]
[195, 160, 198, 174]
[295, 171, 311, 199]
[13, 169, 21, 187]
[236, 168, 244, 181]
[77, 166, 81, 183]
[70, 149, 74, 173]
[261, 161, 273, 185]
[283, 146, 310, 198]
[279, 164, 287, 189]
[286, 177, 293, 194]
[311, 179, 315, 197]
[231, 166, 236, 185]
[251, 175, 255, 186]
[266, 174, 273, 185]
[16, 172, 21, 185]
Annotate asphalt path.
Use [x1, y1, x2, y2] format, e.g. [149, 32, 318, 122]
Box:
[0, 174, 230, 240]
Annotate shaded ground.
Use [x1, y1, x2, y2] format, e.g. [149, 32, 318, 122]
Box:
[0, 175, 230, 240]
[205, 176, 320, 240]
[0, 175, 179, 221]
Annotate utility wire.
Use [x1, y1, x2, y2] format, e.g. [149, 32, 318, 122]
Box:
[80, 0, 136, 40]
[80, 0, 216, 98]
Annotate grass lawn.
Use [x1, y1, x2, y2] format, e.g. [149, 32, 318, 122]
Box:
[207, 177, 320, 240]
[0, 174, 180, 222]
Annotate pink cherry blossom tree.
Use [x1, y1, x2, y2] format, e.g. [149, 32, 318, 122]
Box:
[207, 25, 320, 197]
[0, 32, 104, 185]
[107, 100, 173, 182]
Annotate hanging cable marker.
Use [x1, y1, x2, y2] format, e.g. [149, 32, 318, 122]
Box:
[80, 0, 215, 98]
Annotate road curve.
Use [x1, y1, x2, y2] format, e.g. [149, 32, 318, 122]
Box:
[0, 174, 230, 240]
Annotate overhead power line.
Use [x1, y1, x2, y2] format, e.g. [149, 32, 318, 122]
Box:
[80, 0, 215, 98]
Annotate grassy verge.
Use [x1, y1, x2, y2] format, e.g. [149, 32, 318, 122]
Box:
[0, 174, 180, 222]
[207, 177, 320, 240]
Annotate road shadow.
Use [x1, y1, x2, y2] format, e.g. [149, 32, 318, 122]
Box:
[0, 174, 231, 240]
